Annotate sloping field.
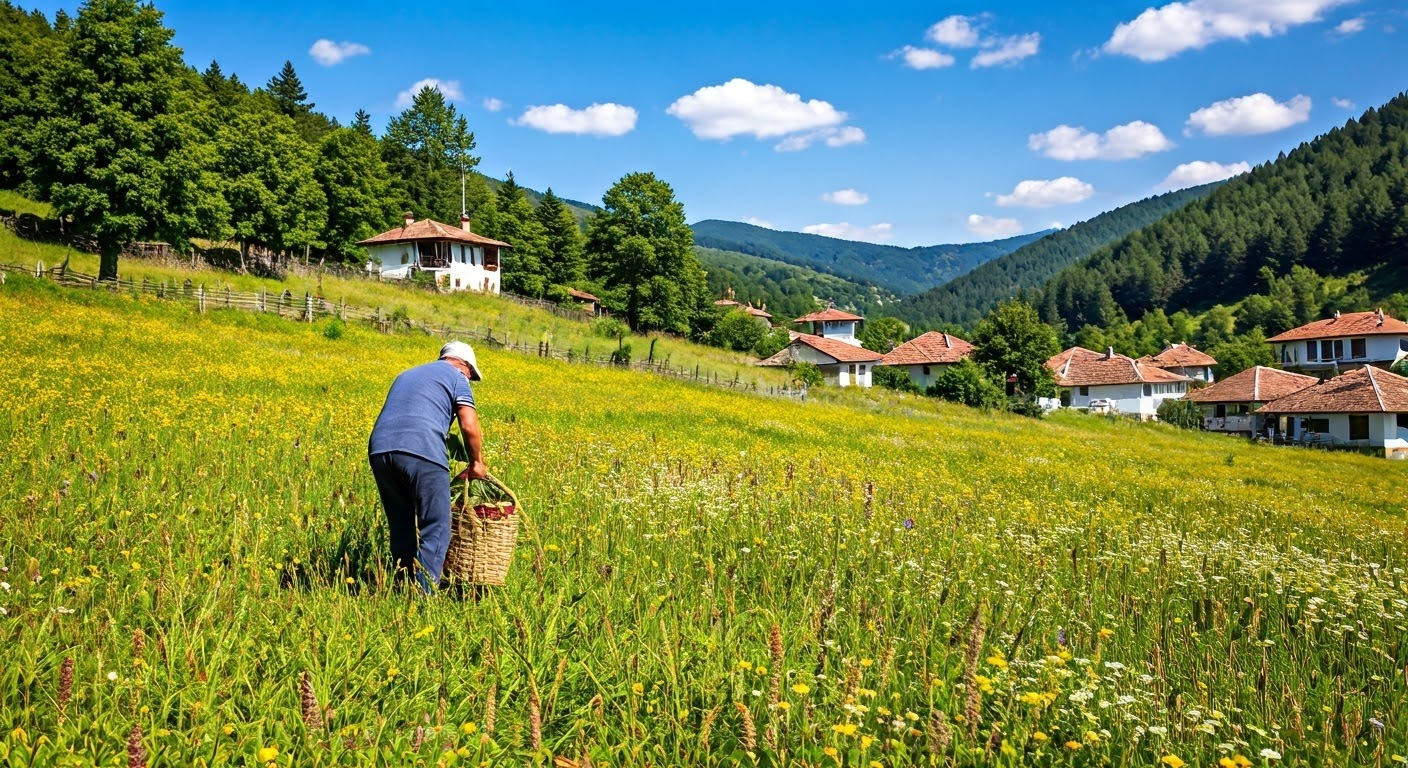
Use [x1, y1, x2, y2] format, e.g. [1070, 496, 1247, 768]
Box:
[1, 274, 1405, 766]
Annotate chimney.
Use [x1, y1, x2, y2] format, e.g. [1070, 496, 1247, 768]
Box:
[943, 333, 952, 348]
[403, 211, 415, 227]
[1377, 307, 1385, 326]
[1105, 346, 1115, 359]
[460, 214, 472, 233]
[1333, 310, 1340, 319]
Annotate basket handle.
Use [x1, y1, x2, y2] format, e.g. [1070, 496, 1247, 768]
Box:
[461, 472, 520, 510]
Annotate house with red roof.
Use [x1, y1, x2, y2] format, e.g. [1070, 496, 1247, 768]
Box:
[1046, 346, 1192, 419]
[359, 213, 511, 293]
[757, 333, 882, 387]
[1255, 366, 1408, 457]
[713, 288, 773, 327]
[1138, 343, 1217, 383]
[1265, 309, 1408, 372]
[879, 331, 975, 390]
[1184, 366, 1317, 435]
[794, 306, 865, 346]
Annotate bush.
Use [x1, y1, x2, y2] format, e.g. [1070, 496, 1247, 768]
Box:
[872, 365, 921, 394]
[609, 342, 633, 366]
[926, 359, 1003, 409]
[321, 317, 345, 340]
[710, 309, 766, 354]
[1005, 395, 1046, 419]
[787, 360, 823, 388]
[1157, 398, 1203, 429]
[592, 317, 630, 340]
[754, 327, 792, 359]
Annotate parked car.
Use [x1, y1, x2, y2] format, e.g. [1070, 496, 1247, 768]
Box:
[1087, 398, 1112, 413]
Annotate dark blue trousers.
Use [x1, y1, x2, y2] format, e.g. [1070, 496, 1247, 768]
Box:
[368, 451, 451, 593]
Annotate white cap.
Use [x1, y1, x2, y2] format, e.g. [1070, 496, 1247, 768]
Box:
[439, 340, 483, 381]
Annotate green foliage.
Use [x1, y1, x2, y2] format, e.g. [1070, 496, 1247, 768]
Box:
[265, 60, 309, 116]
[383, 85, 479, 225]
[0, 2, 61, 191]
[491, 173, 552, 298]
[536, 188, 586, 288]
[972, 300, 1060, 400]
[1157, 398, 1204, 430]
[1207, 328, 1277, 379]
[315, 127, 400, 263]
[691, 219, 1048, 296]
[696, 246, 890, 320]
[754, 327, 792, 359]
[709, 309, 767, 354]
[590, 316, 630, 340]
[321, 316, 345, 340]
[1235, 266, 1370, 335]
[872, 364, 921, 394]
[609, 341, 632, 365]
[586, 172, 707, 334]
[926, 358, 1003, 409]
[859, 316, 907, 353]
[786, 359, 823, 388]
[215, 107, 328, 257]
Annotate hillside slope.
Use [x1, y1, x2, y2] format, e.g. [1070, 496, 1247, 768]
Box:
[695, 245, 898, 319]
[1038, 91, 1408, 332]
[690, 219, 1049, 295]
[893, 183, 1220, 331]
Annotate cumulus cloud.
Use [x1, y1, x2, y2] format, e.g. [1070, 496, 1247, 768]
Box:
[966, 214, 1023, 238]
[971, 32, 1041, 68]
[995, 177, 1095, 208]
[1028, 120, 1174, 161]
[927, 15, 985, 47]
[895, 45, 956, 70]
[512, 103, 638, 137]
[775, 126, 867, 152]
[1332, 97, 1355, 110]
[668, 78, 847, 140]
[309, 39, 370, 66]
[1157, 160, 1252, 190]
[482, 97, 505, 112]
[821, 189, 869, 206]
[1334, 16, 1366, 34]
[1104, 0, 1353, 62]
[395, 78, 463, 109]
[1186, 93, 1311, 136]
[744, 217, 774, 229]
[802, 222, 894, 243]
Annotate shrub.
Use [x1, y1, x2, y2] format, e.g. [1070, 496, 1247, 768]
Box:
[926, 359, 1003, 409]
[1157, 398, 1203, 429]
[609, 342, 633, 366]
[872, 365, 921, 394]
[321, 317, 345, 340]
[709, 309, 766, 354]
[592, 317, 630, 340]
[787, 360, 823, 388]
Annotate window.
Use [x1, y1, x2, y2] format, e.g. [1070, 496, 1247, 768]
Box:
[848, 364, 856, 375]
[454, 278, 461, 288]
[1305, 417, 1330, 433]
[1078, 386, 1089, 396]
[1398, 414, 1408, 431]
[1349, 414, 1370, 441]
[922, 365, 931, 376]
[1143, 384, 1152, 396]
[858, 365, 866, 375]
[1320, 339, 1344, 360]
[400, 253, 409, 265]
[1351, 338, 1366, 359]
[1215, 404, 1227, 418]
[1306, 340, 1317, 361]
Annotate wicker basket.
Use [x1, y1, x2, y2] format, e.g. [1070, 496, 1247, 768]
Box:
[443, 474, 520, 586]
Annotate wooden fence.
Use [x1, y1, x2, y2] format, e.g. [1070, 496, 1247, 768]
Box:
[0, 260, 806, 400]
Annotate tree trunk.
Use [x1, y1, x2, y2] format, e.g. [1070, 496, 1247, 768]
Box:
[98, 238, 120, 282]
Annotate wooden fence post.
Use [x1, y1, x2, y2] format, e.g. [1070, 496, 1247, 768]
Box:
[35, 260, 43, 278]
[305, 293, 313, 322]
[259, 288, 266, 312]
[198, 285, 206, 313]
[224, 286, 232, 307]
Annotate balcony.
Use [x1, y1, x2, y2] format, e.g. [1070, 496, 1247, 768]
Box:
[1205, 415, 1255, 433]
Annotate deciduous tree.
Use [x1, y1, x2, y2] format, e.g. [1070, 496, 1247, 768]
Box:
[971, 300, 1060, 400]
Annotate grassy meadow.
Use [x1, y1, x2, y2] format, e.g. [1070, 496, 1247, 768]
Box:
[1, 269, 1407, 767]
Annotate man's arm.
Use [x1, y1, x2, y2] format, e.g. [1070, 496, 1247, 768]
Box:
[454, 404, 488, 480]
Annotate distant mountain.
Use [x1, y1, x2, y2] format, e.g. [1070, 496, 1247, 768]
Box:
[1036, 90, 1408, 333]
[892, 183, 1221, 331]
[696, 246, 898, 321]
[689, 220, 1049, 296]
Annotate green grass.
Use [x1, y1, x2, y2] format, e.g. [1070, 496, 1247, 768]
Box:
[0, 189, 53, 217]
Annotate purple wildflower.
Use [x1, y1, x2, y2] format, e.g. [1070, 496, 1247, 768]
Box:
[902, 518, 915, 530]
[1057, 628, 1067, 648]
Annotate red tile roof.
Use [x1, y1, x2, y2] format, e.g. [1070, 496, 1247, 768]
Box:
[758, 333, 882, 365]
[794, 308, 864, 323]
[1186, 366, 1318, 404]
[1144, 343, 1217, 368]
[1256, 366, 1408, 414]
[714, 299, 740, 307]
[880, 331, 974, 366]
[1047, 346, 1190, 387]
[358, 218, 511, 248]
[743, 305, 772, 319]
[1265, 310, 1408, 342]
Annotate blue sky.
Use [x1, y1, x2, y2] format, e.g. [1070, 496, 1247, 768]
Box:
[30, 0, 1408, 246]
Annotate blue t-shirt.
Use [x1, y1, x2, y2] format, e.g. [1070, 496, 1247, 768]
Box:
[368, 360, 476, 468]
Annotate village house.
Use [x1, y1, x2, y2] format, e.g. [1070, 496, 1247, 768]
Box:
[1184, 366, 1318, 436]
[360, 213, 511, 294]
[713, 288, 773, 327]
[757, 334, 881, 387]
[1046, 346, 1192, 419]
[568, 288, 601, 316]
[1255, 366, 1408, 458]
[879, 331, 975, 390]
[1266, 309, 1408, 372]
[794, 306, 864, 346]
[1138, 342, 1217, 383]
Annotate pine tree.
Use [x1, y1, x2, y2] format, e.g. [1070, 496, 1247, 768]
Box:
[536, 188, 586, 288]
[266, 59, 311, 116]
[492, 172, 551, 297]
[383, 85, 479, 223]
[352, 109, 373, 135]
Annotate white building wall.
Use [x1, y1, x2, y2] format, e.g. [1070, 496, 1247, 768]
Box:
[1066, 382, 1186, 419]
[367, 242, 500, 294]
[900, 363, 958, 390]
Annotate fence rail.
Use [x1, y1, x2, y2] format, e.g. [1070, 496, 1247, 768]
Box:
[0, 260, 806, 400]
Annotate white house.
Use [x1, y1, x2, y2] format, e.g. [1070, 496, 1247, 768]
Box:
[794, 307, 865, 346]
[1138, 342, 1217, 383]
[879, 331, 975, 390]
[1256, 366, 1408, 458]
[359, 213, 511, 294]
[758, 333, 881, 387]
[1184, 366, 1317, 436]
[1266, 309, 1408, 372]
[1046, 346, 1191, 419]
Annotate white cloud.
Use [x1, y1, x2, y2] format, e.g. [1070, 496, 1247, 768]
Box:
[512, 103, 638, 137]
[1334, 16, 1366, 34]
[802, 222, 894, 243]
[1104, 0, 1353, 62]
[966, 214, 1023, 238]
[995, 177, 1094, 208]
[394, 78, 464, 110]
[1186, 93, 1311, 136]
[1332, 97, 1355, 110]
[971, 32, 1041, 68]
[1158, 160, 1252, 190]
[309, 39, 370, 66]
[744, 217, 774, 229]
[927, 15, 984, 47]
[895, 45, 955, 70]
[821, 189, 869, 206]
[1028, 120, 1174, 161]
[482, 98, 505, 112]
[776, 126, 867, 152]
[667, 78, 847, 140]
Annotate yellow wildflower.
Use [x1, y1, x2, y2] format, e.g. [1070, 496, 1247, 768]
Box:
[1162, 756, 1186, 768]
[791, 683, 810, 695]
[460, 723, 477, 736]
[833, 723, 858, 736]
[631, 682, 644, 695]
[1066, 740, 1082, 750]
[1031, 731, 1048, 743]
[1098, 627, 1114, 639]
[256, 746, 278, 762]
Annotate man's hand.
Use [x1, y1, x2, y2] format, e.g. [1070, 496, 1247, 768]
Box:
[454, 460, 488, 481]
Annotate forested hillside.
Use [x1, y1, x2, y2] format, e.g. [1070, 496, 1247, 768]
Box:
[1037, 91, 1408, 333]
[690, 219, 1049, 295]
[696, 246, 897, 320]
[893, 183, 1220, 332]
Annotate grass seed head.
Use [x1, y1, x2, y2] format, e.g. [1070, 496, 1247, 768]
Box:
[300, 671, 323, 729]
[127, 724, 147, 768]
[734, 702, 757, 752]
